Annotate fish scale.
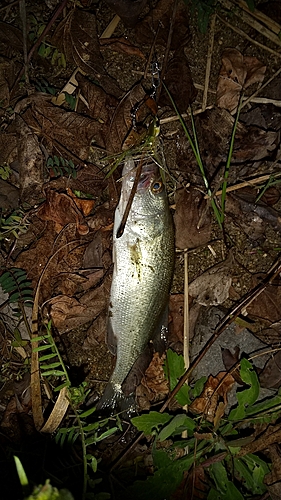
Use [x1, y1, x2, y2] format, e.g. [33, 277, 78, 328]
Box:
[98, 156, 174, 411]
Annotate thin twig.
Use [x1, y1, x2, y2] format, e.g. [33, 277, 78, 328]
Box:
[204, 171, 281, 199]
[233, 0, 281, 35]
[183, 250, 189, 371]
[218, 0, 281, 47]
[202, 14, 216, 111]
[217, 14, 281, 58]
[100, 14, 120, 38]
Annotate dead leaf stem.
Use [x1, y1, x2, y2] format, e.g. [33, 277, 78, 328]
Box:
[204, 171, 281, 199]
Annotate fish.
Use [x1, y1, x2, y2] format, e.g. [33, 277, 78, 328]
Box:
[98, 156, 174, 412]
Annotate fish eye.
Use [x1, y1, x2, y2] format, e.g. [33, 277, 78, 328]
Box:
[151, 180, 163, 193]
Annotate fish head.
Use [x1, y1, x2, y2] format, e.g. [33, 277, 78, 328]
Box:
[118, 157, 168, 220]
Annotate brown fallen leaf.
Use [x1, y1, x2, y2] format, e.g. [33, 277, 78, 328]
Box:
[50, 286, 106, 333]
[190, 372, 235, 423]
[136, 352, 169, 410]
[169, 294, 184, 346]
[264, 443, 281, 500]
[233, 127, 278, 162]
[221, 347, 243, 385]
[99, 37, 145, 59]
[83, 312, 107, 348]
[66, 188, 95, 216]
[259, 350, 281, 389]
[0, 21, 23, 58]
[160, 48, 197, 112]
[21, 94, 106, 159]
[37, 188, 89, 235]
[174, 466, 208, 500]
[174, 187, 211, 250]
[217, 48, 266, 112]
[189, 255, 233, 306]
[76, 72, 118, 129]
[225, 188, 281, 242]
[16, 115, 44, 205]
[135, 0, 191, 50]
[246, 274, 281, 324]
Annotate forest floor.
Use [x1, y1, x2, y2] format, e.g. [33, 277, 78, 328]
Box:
[0, 0, 281, 499]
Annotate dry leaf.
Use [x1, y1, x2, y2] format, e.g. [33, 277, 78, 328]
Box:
[135, 0, 191, 50]
[50, 287, 106, 333]
[16, 115, 44, 205]
[160, 48, 197, 112]
[21, 94, 106, 159]
[37, 188, 89, 235]
[259, 350, 281, 389]
[174, 187, 211, 250]
[76, 72, 118, 125]
[246, 274, 281, 323]
[83, 312, 107, 348]
[0, 21, 23, 58]
[217, 48, 266, 111]
[99, 37, 145, 59]
[136, 352, 169, 409]
[66, 188, 95, 216]
[190, 372, 235, 423]
[189, 256, 233, 306]
[169, 294, 184, 346]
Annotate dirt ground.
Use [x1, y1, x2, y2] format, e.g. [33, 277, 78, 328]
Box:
[0, 0, 281, 498]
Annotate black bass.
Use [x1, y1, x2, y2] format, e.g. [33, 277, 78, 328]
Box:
[99, 157, 174, 411]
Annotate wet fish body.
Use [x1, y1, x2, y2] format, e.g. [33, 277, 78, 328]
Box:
[99, 157, 174, 411]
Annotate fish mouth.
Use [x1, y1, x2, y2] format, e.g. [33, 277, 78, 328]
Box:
[137, 163, 159, 191]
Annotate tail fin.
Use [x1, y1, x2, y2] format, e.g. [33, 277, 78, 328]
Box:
[96, 382, 136, 416]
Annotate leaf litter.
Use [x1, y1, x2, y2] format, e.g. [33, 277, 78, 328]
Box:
[0, 0, 281, 498]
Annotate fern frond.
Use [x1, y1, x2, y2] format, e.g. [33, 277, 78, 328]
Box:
[0, 268, 33, 306]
